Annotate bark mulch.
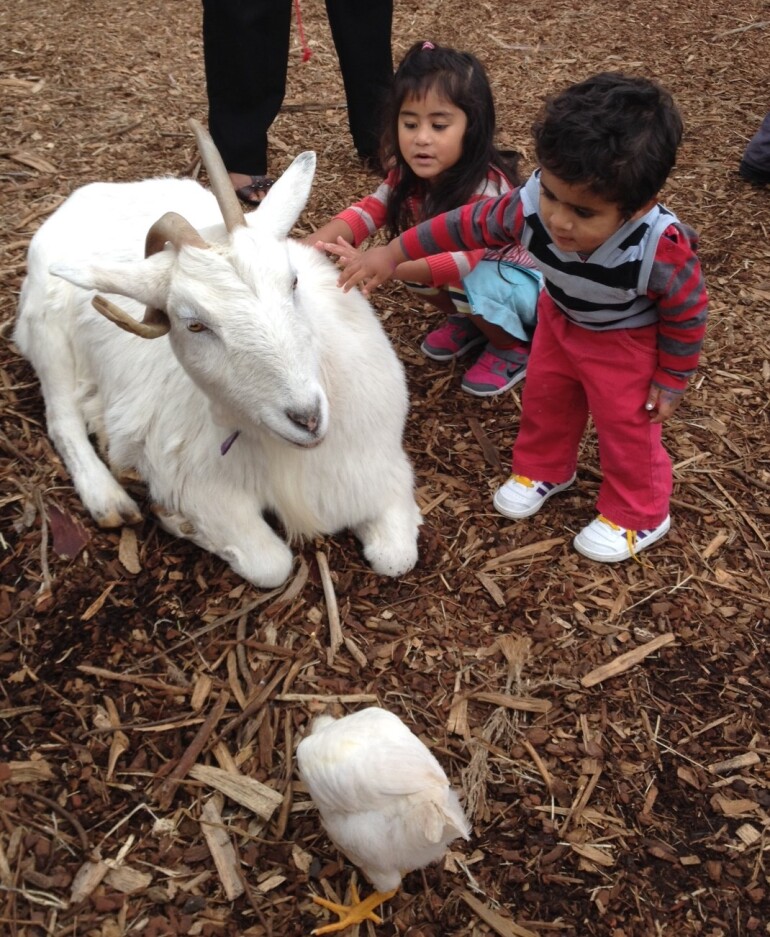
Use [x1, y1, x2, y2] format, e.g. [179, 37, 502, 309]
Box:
[1, 1, 768, 935]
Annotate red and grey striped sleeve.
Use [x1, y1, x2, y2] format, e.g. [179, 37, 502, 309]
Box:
[648, 224, 708, 392]
[399, 188, 525, 260]
[335, 172, 396, 246]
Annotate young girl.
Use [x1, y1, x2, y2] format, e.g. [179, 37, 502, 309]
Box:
[305, 40, 540, 397]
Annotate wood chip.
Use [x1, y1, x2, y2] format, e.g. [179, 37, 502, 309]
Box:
[481, 537, 564, 571]
[101, 697, 130, 781]
[0, 77, 45, 92]
[710, 794, 759, 817]
[4, 760, 54, 783]
[316, 551, 342, 660]
[467, 416, 503, 473]
[735, 823, 762, 847]
[460, 890, 539, 937]
[79, 583, 116, 622]
[118, 526, 142, 574]
[679, 854, 702, 866]
[189, 764, 283, 821]
[191, 673, 214, 712]
[8, 149, 58, 173]
[701, 530, 729, 560]
[707, 751, 761, 774]
[70, 859, 110, 904]
[155, 691, 231, 809]
[475, 571, 506, 607]
[447, 671, 470, 738]
[78, 664, 192, 695]
[580, 633, 676, 687]
[469, 690, 552, 713]
[256, 872, 287, 893]
[199, 796, 245, 901]
[274, 693, 378, 704]
[104, 866, 153, 893]
[571, 843, 615, 867]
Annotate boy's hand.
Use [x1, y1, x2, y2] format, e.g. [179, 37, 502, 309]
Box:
[645, 385, 683, 424]
[336, 243, 403, 295]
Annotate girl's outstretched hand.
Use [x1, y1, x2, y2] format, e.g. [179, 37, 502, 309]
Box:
[317, 236, 360, 268]
[335, 244, 403, 295]
[645, 385, 683, 424]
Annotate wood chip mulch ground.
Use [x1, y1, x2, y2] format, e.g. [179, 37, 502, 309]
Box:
[1, 1, 769, 935]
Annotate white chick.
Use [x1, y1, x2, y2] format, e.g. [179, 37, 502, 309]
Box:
[297, 706, 471, 934]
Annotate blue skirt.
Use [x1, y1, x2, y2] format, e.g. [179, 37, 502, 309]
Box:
[462, 259, 542, 343]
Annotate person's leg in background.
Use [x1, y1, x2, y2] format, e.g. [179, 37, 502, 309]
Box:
[739, 110, 770, 186]
[202, 0, 292, 199]
[324, 0, 393, 164]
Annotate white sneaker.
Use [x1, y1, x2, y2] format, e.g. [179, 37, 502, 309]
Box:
[493, 473, 576, 519]
[573, 514, 671, 563]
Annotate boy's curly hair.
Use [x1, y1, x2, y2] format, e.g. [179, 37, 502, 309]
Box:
[533, 72, 683, 216]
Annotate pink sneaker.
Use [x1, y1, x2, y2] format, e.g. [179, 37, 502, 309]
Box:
[461, 344, 528, 397]
[421, 316, 485, 361]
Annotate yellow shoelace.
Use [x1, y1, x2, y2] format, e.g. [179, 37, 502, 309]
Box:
[597, 514, 647, 566]
[512, 474, 535, 487]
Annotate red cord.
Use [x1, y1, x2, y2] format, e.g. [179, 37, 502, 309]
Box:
[293, 0, 312, 61]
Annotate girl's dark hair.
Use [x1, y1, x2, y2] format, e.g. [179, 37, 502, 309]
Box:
[533, 72, 683, 216]
[379, 41, 521, 237]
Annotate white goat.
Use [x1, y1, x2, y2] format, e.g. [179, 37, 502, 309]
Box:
[14, 120, 421, 588]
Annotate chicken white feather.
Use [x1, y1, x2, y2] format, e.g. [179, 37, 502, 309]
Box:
[297, 707, 470, 931]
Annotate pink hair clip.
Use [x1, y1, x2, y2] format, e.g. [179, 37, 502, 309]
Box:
[421, 41, 436, 50]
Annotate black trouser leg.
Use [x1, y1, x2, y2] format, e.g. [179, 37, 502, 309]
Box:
[324, 0, 393, 158]
[202, 0, 292, 174]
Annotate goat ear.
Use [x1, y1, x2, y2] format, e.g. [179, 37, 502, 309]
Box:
[50, 251, 175, 311]
[247, 151, 316, 240]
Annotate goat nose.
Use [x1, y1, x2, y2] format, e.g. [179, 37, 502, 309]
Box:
[288, 408, 320, 435]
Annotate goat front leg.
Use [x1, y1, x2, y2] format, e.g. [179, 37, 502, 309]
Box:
[154, 498, 295, 589]
[354, 496, 421, 578]
[39, 359, 142, 528]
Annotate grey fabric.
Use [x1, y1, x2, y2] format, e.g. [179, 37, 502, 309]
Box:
[742, 111, 770, 172]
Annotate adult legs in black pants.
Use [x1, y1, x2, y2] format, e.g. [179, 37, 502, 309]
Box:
[202, 0, 292, 179]
[325, 0, 393, 161]
[201, 0, 393, 200]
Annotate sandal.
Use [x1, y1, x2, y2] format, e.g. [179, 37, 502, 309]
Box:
[234, 175, 275, 207]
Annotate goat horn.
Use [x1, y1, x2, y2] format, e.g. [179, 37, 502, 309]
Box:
[92, 295, 170, 339]
[90, 185, 213, 340]
[188, 117, 246, 233]
[145, 211, 209, 256]
[107, 211, 207, 338]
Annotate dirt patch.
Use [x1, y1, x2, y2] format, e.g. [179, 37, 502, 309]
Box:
[1, 1, 768, 935]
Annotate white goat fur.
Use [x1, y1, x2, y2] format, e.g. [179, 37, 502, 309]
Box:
[14, 154, 421, 587]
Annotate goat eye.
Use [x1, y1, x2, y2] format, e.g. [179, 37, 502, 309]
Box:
[292, 275, 298, 290]
[186, 321, 209, 333]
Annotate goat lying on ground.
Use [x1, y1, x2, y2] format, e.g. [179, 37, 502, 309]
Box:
[14, 120, 421, 588]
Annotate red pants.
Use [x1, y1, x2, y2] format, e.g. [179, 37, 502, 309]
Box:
[512, 298, 672, 529]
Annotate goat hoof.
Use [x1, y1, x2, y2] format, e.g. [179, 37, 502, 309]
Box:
[151, 503, 196, 538]
[115, 467, 143, 484]
[84, 477, 142, 527]
[94, 505, 142, 528]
